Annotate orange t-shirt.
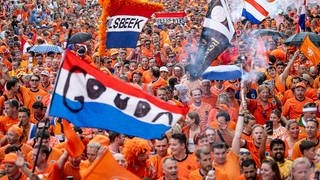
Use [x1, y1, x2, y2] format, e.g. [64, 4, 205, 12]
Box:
[0, 116, 19, 134]
[148, 154, 166, 179]
[213, 151, 240, 179]
[63, 161, 81, 180]
[160, 154, 198, 180]
[151, 77, 168, 95]
[282, 97, 313, 120]
[189, 103, 213, 131]
[0, 143, 32, 162]
[291, 138, 320, 160]
[35, 162, 62, 180]
[27, 147, 63, 167]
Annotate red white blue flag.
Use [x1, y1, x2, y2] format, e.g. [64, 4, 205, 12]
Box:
[106, 5, 158, 48]
[242, 0, 269, 24]
[298, 0, 306, 32]
[49, 51, 187, 139]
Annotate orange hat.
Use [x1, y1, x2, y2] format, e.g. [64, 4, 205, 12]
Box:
[225, 84, 236, 91]
[110, 49, 119, 56]
[295, 82, 306, 89]
[0, 46, 7, 53]
[2, 153, 17, 164]
[270, 49, 286, 61]
[90, 134, 109, 146]
[8, 125, 23, 137]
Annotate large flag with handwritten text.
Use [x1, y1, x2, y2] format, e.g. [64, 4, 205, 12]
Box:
[49, 51, 187, 139]
[191, 0, 234, 78]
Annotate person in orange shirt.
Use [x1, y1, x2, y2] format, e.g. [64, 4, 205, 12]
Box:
[210, 80, 225, 104]
[26, 130, 63, 167]
[212, 104, 244, 180]
[239, 159, 258, 180]
[157, 157, 179, 180]
[241, 113, 256, 142]
[148, 136, 169, 179]
[291, 119, 320, 160]
[39, 70, 52, 93]
[163, 133, 198, 179]
[189, 145, 227, 179]
[0, 99, 19, 135]
[0, 78, 25, 115]
[282, 82, 313, 121]
[282, 76, 301, 104]
[149, 66, 168, 95]
[301, 73, 318, 101]
[200, 80, 216, 107]
[122, 137, 154, 179]
[17, 145, 68, 180]
[62, 155, 82, 180]
[141, 39, 153, 58]
[189, 88, 213, 131]
[0, 153, 28, 180]
[0, 125, 32, 162]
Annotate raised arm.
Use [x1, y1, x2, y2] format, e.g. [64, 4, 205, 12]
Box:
[232, 89, 245, 155]
[279, 50, 299, 86]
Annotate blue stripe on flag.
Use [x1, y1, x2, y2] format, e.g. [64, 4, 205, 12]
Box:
[106, 32, 140, 48]
[242, 9, 262, 24]
[50, 94, 170, 139]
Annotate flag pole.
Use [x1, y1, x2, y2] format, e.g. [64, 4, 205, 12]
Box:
[32, 118, 49, 173]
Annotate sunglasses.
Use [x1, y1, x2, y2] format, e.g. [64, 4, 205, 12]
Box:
[240, 151, 251, 155]
[30, 79, 40, 82]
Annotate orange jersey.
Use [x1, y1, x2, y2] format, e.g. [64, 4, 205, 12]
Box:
[63, 161, 81, 180]
[189, 103, 213, 130]
[0, 116, 19, 134]
[282, 97, 313, 120]
[34, 162, 63, 180]
[213, 151, 240, 179]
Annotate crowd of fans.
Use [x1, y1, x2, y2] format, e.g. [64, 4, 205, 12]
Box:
[0, 0, 319, 179]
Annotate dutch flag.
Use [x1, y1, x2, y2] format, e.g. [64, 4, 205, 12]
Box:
[242, 0, 269, 24]
[298, 0, 306, 32]
[49, 51, 188, 139]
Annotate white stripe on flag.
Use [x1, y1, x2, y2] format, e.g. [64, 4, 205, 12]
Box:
[107, 15, 148, 33]
[55, 69, 182, 126]
[244, 1, 266, 22]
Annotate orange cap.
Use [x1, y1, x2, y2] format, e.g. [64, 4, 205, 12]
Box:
[295, 82, 306, 89]
[2, 153, 17, 164]
[8, 125, 23, 137]
[110, 49, 119, 56]
[90, 134, 109, 146]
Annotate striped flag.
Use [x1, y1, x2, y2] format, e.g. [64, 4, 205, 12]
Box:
[106, 2, 162, 48]
[298, 0, 306, 32]
[49, 51, 188, 139]
[242, 0, 269, 24]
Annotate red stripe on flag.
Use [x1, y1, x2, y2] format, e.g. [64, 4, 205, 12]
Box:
[61, 51, 188, 115]
[245, 0, 269, 16]
[154, 12, 187, 18]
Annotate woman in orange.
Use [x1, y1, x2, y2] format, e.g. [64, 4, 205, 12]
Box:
[284, 120, 300, 159]
[181, 111, 201, 153]
[247, 84, 278, 125]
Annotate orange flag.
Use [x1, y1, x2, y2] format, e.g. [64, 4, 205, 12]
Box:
[62, 119, 85, 157]
[300, 35, 320, 66]
[81, 150, 140, 180]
